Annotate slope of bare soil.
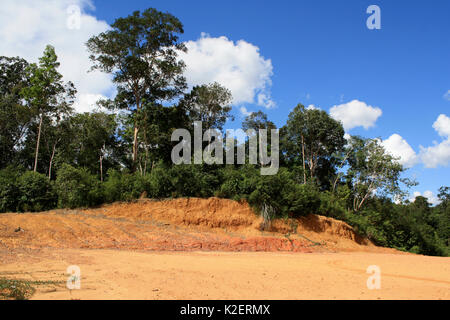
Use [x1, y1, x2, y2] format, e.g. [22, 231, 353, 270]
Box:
[0, 198, 383, 253]
[1, 198, 448, 300]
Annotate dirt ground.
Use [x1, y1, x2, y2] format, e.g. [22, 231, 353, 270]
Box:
[0, 198, 449, 300]
[0, 249, 449, 300]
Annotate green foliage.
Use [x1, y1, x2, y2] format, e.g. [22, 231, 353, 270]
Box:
[244, 168, 321, 218]
[86, 8, 187, 166]
[0, 168, 56, 213]
[0, 56, 32, 169]
[281, 103, 345, 185]
[55, 164, 103, 208]
[0, 167, 22, 212]
[16, 171, 56, 212]
[169, 164, 218, 198]
[180, 82, 233, 131]
[0, 278, 35, 300]
[346, 136, 409, 212]
[103, 169, 152, 202]
[242, 111, 276, 131]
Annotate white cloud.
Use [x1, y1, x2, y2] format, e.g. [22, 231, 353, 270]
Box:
[420, 140, 450, 168]
[179, 33, 274, 108]
[381, 134, 419, 168]
[239, 106, 252, 117]
[420, 114, 450, 168]
[329, 100, 382, 131]
[444, 90, 450, 101]
[432, 114, 450, 138]
[0, 0, 113, 112]
[306, 104, 319, 110]
[72, 93, 107, 113]
[410, 191, 440, 206]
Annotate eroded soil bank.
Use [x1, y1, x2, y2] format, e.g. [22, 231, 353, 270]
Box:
[1, 198, 448, 299]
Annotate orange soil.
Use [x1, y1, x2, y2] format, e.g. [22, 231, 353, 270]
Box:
[0, 198, 448, 300]
[0, 197, 382, 253]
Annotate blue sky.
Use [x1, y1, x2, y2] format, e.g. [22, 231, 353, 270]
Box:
[1, 0, 449, 202]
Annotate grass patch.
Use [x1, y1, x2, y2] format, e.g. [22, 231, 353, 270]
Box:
[0, 278, 65, 300]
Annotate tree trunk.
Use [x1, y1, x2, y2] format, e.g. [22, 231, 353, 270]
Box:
[132, 97, 141, 168]
[99, 143, 105, 182]
[34, 113, 43, 172]
[301, 134, 306, 184]
[309, 155, 314, 180]
[332, 174, 340, 194]
[132, 126, 139, 164]
[100, 155, 103, 182]
[48, 141, 57, 180]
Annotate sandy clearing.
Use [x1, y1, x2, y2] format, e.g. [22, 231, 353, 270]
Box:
[1, 199, 448, 300]
[0, 249, 448, 300]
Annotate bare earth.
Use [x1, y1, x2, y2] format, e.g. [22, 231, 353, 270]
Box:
[0, 198, 449, 300]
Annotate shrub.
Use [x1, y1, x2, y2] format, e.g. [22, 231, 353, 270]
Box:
[169, 164, 217, 198]
[286, 183, 321, 217]
[56, 164, 103, 208]
[0, 168, 21, 213]
[16, 171, 57, 212]
[319, 191, 347, 219]
[218, 165, 259, 200]
[103, 169, 123, 203]
[147, 166, 174, 198]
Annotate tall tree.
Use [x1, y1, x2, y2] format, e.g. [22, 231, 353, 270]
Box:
[20, 45, 76, 172]
[281, 104, 345, 185]
[181, 82, 233, 131]
[67, 112, 120, 179]
[242, 110, 276, 131]
[346, 136, 409, 212]
[0, 56, 32, 168]
[86, 8, 187, 168]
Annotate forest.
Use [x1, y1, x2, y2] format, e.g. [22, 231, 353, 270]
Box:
[0, 8, 448, 256]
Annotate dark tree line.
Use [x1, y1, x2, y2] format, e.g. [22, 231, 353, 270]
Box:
[0, 8, 448, 256]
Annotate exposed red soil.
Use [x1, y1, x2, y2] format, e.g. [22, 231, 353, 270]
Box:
[2, 198, 449, 300]
[0, 197, 384, 253]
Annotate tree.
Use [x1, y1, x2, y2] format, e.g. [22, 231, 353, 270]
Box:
[39, 115, 73, 179]
[281, 104, 345, 185]
[86, 8, 187, 168]
[242, 110, 276, 131]
[67, 112, 120, 180]
[181, 82, 233, 131]
[137, 103, 187, 172]
[0, 56, 32, 168]
[437, 186, 450, 209]
[346, 136, 409, 212]
[20, 45, 76, 172]
[436, 186, 450, 246]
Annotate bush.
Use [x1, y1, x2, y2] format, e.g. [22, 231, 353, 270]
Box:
[56, 164, 103, 208]
[16, 171, 57, 212]
[146, 166, 174, 198]
[0, 168, 21, 213]
[168, 164, 218, 198]
[103, 169, 123, 203]
[103, 169, 151, 202]
[319, 190, 348, 220]
[286, 183, 321, 217]
[217, 165, 259, 200]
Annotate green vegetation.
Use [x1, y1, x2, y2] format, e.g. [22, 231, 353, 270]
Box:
[0, 277, 65, 300]
[0, 7, 448, 257]
[0, 278, 35, 300]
